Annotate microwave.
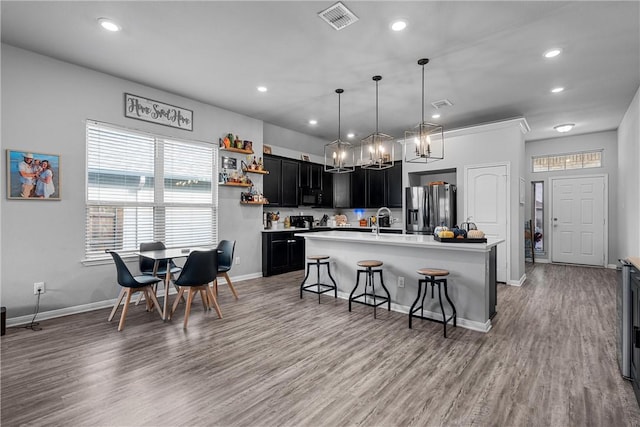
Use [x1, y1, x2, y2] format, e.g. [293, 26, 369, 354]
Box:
[299, 187, 323, 206]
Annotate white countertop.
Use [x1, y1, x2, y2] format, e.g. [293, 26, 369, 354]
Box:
[295, 230, 503, 252]
[262, 225, 404, 233]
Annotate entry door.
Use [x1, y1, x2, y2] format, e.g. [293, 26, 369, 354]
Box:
[551, 176, 606, 266]
[465, 164, 509, 283]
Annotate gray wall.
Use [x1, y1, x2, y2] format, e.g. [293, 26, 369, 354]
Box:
[525, 130, 619, 264]
[1, 45, 265, 318]
[618, 87, 640, 259]
[403, 119, 528, 284]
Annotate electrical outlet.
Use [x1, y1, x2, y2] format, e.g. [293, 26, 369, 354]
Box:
[234, 256, 240, 265]
[34, 282, 45, 295]
[397, 276, 405, 288]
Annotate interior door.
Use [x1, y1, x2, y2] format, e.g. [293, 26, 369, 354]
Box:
[551, 176, 605, 266]
[465, 164, 508, 283]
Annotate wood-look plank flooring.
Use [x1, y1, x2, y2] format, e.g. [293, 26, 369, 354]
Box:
[2, 263, 640, 426]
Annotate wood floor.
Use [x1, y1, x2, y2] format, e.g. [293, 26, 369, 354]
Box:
[2, 263, 640, 426]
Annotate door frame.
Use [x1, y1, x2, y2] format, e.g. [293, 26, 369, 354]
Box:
[549, 173, 608, 267]
[464, 161, 510, 283]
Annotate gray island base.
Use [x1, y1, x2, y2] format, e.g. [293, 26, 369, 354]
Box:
[297, 231, 503, 333]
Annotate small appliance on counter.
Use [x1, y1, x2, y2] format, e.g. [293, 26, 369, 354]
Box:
[290, 215, 314, 229]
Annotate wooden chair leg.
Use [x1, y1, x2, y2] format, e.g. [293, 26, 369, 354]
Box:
[145, 286, 164, 319]
[108, 288, 126, 322]
[222, 272, 239, 299]
[184, 288, 196, 328]
[118, 289, 133, 331]
[170, 287, 185, 320]
[206, 286, 223, 319]
[200, 288, 209, 310]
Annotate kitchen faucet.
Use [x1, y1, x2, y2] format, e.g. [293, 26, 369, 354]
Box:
[375, 206, 391, 237]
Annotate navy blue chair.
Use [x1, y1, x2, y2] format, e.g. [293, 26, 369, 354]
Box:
[106, 250, 164, 331]
[215, 240, 238, 299]
[170, 249, 223, 328]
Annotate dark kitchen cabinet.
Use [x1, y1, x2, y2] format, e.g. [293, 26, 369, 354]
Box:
[367, 169, 386, 208]
[386, 161, 403, 208]
[321, 170, 334, 208]
[351, 167, 367, 208]
[631, 267, 640, 404]
[263, 155, 281, 206]
[263, 155, 299, 207]
[300, 162, 323, 190]
[333, 172, 351, 208]
[262, 231, 305, 276]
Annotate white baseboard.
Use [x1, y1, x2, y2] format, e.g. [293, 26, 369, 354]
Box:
[533, 258, 551, 264]
[607, 264, 618, 270]
[6, 272, 262, 327]
[507, 273, 526, 287]
[334, 290, 492, 333]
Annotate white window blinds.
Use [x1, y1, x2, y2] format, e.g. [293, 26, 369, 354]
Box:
[85, 121, 218, 260]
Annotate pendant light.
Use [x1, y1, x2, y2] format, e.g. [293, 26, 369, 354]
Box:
[404, 58, 444, 163]
[324, 88, 355, 173]
[361, 75, 394, 170]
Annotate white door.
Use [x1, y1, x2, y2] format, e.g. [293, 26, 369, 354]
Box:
[551, 176, 606, 266]
[465, 164, 509, 283]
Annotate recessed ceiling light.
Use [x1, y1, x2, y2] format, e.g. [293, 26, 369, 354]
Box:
[554, 123, 575, 133]
[544, 48, 562, 58]
[347, 133, 355, 138]
[257, 86, 268, 92]
[98, 18, 121, 32]
[551, 87, 564, 93]
[391, 20, 407, 31]
[309, 119, 318, 125]
[432, 113, 441, 119]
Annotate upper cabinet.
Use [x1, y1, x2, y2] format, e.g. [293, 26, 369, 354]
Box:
[386, 161, 403, 208]
[341, 161, 402, 209]
[263, 154, 299, 207]
[300, 162, 323, 189]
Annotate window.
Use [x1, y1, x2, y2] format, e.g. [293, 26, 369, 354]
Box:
[532, 181, 544, 252]
[85, 121, 217, 260]
[532, 150, 602, 172]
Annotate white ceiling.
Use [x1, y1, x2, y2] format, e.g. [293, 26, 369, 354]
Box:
[2, 1, 638, 143]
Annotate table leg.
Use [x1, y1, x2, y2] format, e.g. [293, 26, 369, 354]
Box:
[162, 265, 171, 321]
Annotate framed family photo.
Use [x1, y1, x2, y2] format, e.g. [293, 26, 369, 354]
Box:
[6, 149, 61, 200]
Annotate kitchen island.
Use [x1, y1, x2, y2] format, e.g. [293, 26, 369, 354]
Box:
[297, 230, 504, 332]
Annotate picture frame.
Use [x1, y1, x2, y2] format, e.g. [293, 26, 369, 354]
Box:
[263, 145, 272, 155]
[6, 149, 61, 200]
[221, 156, 237, 170]
[124, 93, 193, 131]
[300, 154, 310, 162]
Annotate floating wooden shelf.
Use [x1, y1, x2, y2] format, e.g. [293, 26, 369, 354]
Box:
[240, 200, 269, 205]
[242, 169, 269, 175]
[219, 182, 252, 187]
[220, 147, 254, 155]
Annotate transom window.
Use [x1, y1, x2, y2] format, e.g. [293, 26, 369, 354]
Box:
[532, 150, 602, 172]
[85, 121, 218, 260]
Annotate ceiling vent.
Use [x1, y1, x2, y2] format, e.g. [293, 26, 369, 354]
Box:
[318, 2, 359, 31]
[431, 99, 453, 109]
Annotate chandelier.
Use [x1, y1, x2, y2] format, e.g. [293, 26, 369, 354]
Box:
[324, 88, 355, 173]
[360, 75, 394, 170]
[404, 58, 444, 163]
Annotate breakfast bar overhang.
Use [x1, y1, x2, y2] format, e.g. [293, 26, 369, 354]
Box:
[297, 231, 504, 333]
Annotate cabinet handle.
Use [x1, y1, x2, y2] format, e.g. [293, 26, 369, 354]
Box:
[287, 239, 296, 243]
[635, 327, 640, 349]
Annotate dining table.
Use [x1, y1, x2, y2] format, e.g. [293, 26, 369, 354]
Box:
[135, 247, 218, 320]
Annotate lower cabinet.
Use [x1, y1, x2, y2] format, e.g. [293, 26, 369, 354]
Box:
[262, 231, 305, 276]
[631, 268, 640, 403]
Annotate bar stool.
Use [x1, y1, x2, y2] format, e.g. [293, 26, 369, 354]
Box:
[300, 255, 338, 303]
[409, 268, 457, 338]
[348, 260, 390, 318]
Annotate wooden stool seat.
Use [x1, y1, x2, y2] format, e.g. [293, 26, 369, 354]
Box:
[417, 268, 449, 277]
[308, 255, 330, 261]
[357, 260, 383, 268]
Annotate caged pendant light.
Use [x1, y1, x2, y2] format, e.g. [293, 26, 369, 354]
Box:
[360, 75, 394, 170]
[324, 88, 355, 173]
[404, 58, 444, 163]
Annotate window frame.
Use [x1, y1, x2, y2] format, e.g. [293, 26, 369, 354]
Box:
[532, 149, 603, 173]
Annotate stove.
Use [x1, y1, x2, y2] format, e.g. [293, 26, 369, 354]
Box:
[290, 215, 314, 229]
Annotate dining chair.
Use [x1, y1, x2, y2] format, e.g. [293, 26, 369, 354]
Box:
[170, 249, 223, 328]
[215, 240, 239, 299]
[106, 250, 164, 331]
[136, 241, 183, 305]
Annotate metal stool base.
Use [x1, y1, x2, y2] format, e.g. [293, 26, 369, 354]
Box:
[348, 268, 390, 319]
[409, 276, 457, 338]
[300, 260, 337, 304]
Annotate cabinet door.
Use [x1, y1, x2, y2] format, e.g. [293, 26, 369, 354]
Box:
[263, 156, 281, 206]
[290, 236, 306, 270]
[351, 167, 367, 208]
[299, 162, 311, 188]
[386, 161, 403, 208]
[281, 159, 299, 207]
[270, 234, 291, 275]
[367, 169, 386, 208]
[321, 170, 333, 208]
[333, 173, 351, 208]
[311, 164, 323, 189]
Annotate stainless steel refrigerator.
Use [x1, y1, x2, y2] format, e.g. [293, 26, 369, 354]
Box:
[405, 184, 457, 234]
